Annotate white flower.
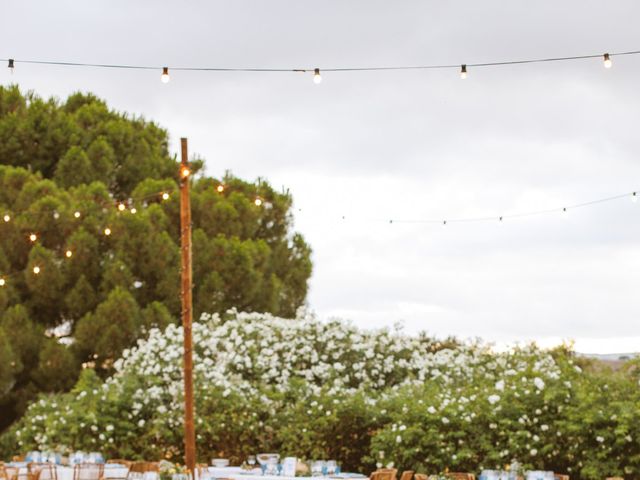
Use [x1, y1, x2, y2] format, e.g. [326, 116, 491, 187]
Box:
[395, 435, 402, 444]
[495, 380, 505, 391]
[488, 394, 500, 405]
[541, 424, 549, 431]
[533, 377, 545, 390]
[530, 449, 538, 456]
[596, 436, 604, 443]
[442, 417, 450, 424]
[138, 419, 145, 427]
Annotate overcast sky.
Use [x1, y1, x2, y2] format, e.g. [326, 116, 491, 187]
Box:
[2, 1, 639, 353]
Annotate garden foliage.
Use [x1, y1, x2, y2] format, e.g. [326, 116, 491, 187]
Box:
[2, 310, 638, 480]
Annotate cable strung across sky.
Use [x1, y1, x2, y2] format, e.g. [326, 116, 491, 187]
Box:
[2, 48, 639, 83]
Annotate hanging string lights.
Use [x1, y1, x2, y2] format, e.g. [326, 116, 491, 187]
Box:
[2, 48, 638, 85]
[313, 68, 322, 84]
[161, 67, 170, 83]
[0, 182, 636, 287]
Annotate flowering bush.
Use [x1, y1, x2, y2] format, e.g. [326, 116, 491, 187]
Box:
[2, 310, 639, 480]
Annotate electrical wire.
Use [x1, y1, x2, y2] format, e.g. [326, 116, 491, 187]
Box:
[2, 49, 639, 74]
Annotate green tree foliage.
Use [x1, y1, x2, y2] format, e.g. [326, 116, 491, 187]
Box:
[0, 86, 312, 431]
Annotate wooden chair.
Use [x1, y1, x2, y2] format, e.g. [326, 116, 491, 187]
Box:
[554, 475, 569, 480]
[446, 474, 475, 480]
[72, 464, 104, 480]
[371, 470, 397, 480]
[27, 464, 57, 480]
[605, 478, 623, 480]
[2, 466, 19, 480]
[399, 471, 414, 480]
[127, 463, 159, 479]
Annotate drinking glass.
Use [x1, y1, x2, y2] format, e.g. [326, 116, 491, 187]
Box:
[247, 456, 256, 468]
[326, 461, 337, 476]
[311, 461, 324, 477]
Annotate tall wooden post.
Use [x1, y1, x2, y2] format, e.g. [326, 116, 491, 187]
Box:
[180, 137, 196, 474]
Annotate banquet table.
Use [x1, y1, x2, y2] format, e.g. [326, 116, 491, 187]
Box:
[12, 464, 130, 480]
[206, 467, 366, 480]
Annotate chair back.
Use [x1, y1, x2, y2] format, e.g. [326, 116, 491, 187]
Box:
[371, 470, 397, 480]
[399, 471, 414, 480]
[554, 475, 569, 480]
[28, 464, 57, 480]
[1, 465, 17, 480]
[72, 464, 104, 480]
[127, 462, 160, 480]
[414, 474, 427, 480]
[446, 474, 475, 480]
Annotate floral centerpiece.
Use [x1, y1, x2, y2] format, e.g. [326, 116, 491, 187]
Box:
[159, 460, 190, 480]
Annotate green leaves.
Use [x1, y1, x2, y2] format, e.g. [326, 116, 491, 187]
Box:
[0, 86, 312, 435]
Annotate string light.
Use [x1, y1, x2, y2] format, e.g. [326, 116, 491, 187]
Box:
[313, 68, 322, 84]
[32, 266, 40, 275]
[104, 227, 112, 236]
[65, 250, 73, 258]
[0, 277, 5, 287]
[118, 203, 126, 211]
[216, 184, 225, 193]
[460, 64, 468, 79]
[8, 59, 14, 74]
[254, 197, 263, 207]
[181, 167, 191, 178]
[632, 192, 637, 203]
[161, 67, 170, 83]
[3, 214, 9, 222]
[29, 233, 37, 242]
[603, 53, 612, 69]
[74, 211, 81, 218]
[130, 207, 137, 214]
[5, 49, 638, 79]
[162, 192, 170, 200]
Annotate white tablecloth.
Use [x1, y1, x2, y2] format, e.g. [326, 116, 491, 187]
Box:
[206, 467, 366, 480]
[16, 465, 130, 480]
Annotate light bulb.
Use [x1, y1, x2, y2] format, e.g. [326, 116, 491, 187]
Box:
[313, 68, 322, 84]
[254, 197, 263, 207]
[499, 216, 504, 224]
[3, 214, 9, 222]
[65, 250, 73, 258]
[33, 266, 40, 275]
[8, 59, 14, 74]
[181, 167, 191, 178]
[53, 211, 60, 219]
[118, 203, 126, 211]
[216, 184, 225, 193]
[162, 192, 170, 200]
[460, 64, 467, 80]
[443, 220, 447, 226]
[104, 227, 111, 236]
[161, 67, 170, 83]
[562, 207, 568, 217]
[74, 211, 81, 218]
[29, 233, 37, 242]
[0, 277, 5, 287]
[603, 53, 612, 69]
[131, 207, 137, 214]
[632, 192, 637, 203]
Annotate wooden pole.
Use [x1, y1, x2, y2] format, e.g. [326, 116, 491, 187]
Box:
[180, 137, 196, 474]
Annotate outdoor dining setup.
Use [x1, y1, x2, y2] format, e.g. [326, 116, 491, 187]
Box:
[0, 452, 577, 480]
